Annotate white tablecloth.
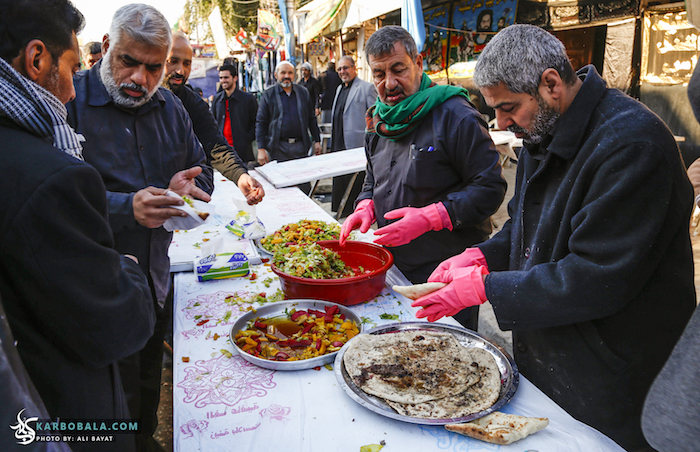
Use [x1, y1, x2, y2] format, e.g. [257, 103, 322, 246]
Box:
[254, 147, 366, 188]
[170, 172, 625, 452]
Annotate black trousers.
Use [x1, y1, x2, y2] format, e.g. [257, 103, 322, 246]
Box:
[274, 140, 307, 162]
[118, 283, 172, 452]
[452, 306, 480, 331]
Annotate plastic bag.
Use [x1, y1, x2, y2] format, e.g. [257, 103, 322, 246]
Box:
[225, 199, 266, 239]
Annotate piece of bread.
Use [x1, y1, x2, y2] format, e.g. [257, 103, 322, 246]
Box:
[392, 282, 447, 300]
[182, 195, 209, 221]
[445, 411, 549, 445]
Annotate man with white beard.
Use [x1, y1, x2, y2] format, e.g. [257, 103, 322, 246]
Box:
[66, 4, 213, 451]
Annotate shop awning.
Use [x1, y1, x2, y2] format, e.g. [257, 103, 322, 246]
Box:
[297, 0, 348, 43]
[342, 0, 402, 29]
[296, 0, 401, 43]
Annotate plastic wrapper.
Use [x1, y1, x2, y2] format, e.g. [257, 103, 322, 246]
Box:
[162, 190, 213, 232]
[225, 199, 265, 239]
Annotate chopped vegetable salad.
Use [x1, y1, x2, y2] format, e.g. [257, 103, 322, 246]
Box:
[259, 219, 341, 254]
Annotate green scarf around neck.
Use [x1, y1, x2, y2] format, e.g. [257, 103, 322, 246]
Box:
[366, 73, 470, 141]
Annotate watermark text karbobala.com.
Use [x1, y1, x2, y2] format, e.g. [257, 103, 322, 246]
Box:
[10, 409, 139, 446]
[34, 420, 139, 433]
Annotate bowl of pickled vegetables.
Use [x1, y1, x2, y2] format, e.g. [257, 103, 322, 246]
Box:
[270, 240, 394, 306]
[230, 300, 362, 370]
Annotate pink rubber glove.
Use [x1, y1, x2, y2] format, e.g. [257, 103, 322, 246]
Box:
[339, 199, 376, 246]
[412, 265, 489, 322]
[373, 203, 451, 247]
[428, 247, 488, 283]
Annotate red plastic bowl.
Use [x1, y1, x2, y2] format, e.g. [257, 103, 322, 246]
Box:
[271, 240, 394, 306]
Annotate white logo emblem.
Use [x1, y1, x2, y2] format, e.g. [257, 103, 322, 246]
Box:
[9, 408, 38, 445]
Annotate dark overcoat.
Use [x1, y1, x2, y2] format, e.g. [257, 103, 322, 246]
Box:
[211, 87, 258, 164]
[0, 118, 155, 451]
[479, 66, 696, 450]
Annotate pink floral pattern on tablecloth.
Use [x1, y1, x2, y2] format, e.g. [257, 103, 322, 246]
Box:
[275, 202, 318, 214]
[179, 419, 209, 439]
[180, 328, 207, 340]
[181, 290, 253, 325]
[259, 404, 291, 422]
[178, 354, 276, 408]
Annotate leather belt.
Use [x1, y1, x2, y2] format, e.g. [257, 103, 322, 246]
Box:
[282, 137, 300, 143]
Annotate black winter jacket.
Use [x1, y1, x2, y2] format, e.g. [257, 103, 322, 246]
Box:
[255, 84, 320, 158]
[177, 85, 247, 183]
[357, 96, 506, 283]
[211, 87, 258, 165]
[480, 66, 696, 450]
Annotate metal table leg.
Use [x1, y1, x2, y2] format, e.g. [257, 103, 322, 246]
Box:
[336, 172, 359, 220]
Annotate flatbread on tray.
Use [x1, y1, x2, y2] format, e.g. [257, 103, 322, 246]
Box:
[445, 411, 549, 445]
[385, 348, 501, 419]
[343, 330, 502, 419]
[343, 331, 481, 404]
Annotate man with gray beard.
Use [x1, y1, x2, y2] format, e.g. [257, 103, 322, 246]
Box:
[67, 4, 213, 451]
[412, 24, 695, 452]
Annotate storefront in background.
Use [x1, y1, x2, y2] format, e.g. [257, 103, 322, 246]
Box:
[639, 5, 700, 166]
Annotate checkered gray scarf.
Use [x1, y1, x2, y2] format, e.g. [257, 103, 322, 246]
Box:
[0, 57, 84, 159]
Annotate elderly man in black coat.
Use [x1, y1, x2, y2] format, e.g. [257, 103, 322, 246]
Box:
[255, 61, 321, 194]
[299, 61, 321, 114]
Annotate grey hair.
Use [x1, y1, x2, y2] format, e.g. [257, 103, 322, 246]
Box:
[365, 25, 417, 61]
[172, 30, 189, 44]
[108, 4, 172, 51]
[473, 24, 576, 95]
[275, 60, 294, 74]
[338, 55, 355, 67]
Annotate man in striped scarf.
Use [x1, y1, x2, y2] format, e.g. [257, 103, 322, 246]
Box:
[0, 1, 155, 451]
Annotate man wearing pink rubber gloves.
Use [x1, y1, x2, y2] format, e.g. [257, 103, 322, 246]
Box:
[414, 25, 695, 452]
[339, 26, 506, 330]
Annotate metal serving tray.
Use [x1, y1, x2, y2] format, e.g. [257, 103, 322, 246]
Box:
[230, 299, 363, 371]
[334, 321, 519, 425]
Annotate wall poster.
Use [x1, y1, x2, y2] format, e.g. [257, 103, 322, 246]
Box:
[450, 0, 518, 64]
[422, 4, 451, 74]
